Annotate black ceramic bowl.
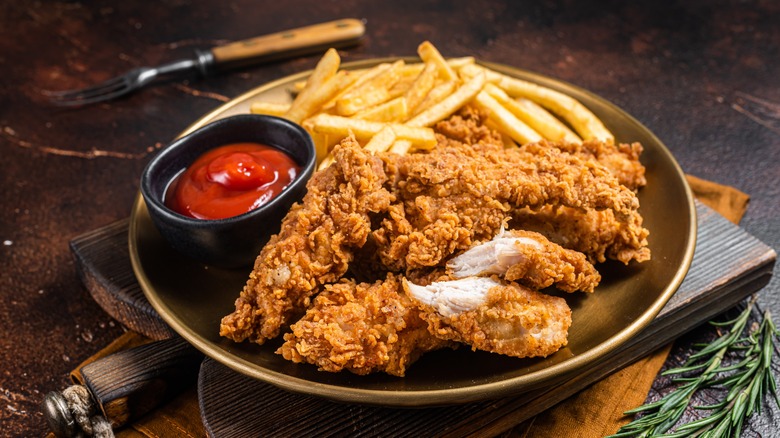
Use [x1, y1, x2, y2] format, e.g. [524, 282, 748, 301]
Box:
[140, 114, 316, 268]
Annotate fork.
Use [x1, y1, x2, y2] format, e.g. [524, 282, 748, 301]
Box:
[45, 19, 365, 107]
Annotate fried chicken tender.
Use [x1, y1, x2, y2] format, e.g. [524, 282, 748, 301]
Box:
[447, 228, 601, 293]
[278, 274, 454, 376]
[404, 277, 572, 358]
[512, 205, 651, 264]
[220, 136, 392, 344]
[373, 111, 641, 272]
[534, 140, 646, 191]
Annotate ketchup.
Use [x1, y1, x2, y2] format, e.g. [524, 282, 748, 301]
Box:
[165, 143, 300, 220]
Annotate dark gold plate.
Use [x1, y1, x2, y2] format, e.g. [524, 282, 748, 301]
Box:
[129, 58, 696, 406]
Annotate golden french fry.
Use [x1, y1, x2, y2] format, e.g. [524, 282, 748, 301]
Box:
[317, 154, 335, 171]
[407, 71, 486, 127]
[322, 64, 389, 110]
[310, 131, 331, 164]
[418, 41, 457, 81]
[474, 91, 543, 144]
[404, 63, 437, 114]
[484, 83, 581, 143]
[484, 119, 517, 148]
[353, 97, 408, 122]
[388, 139, 413, 154]
[250, 101, 290, 117]
[390, 57, 474, 79]
[290, 70, 357, 122]
[447, 56, 475, 70]
[387, 74, 418, 99]
[496, 74, 613, 141]
[513, 97, 581, 142]
[458, 63, 503, 83]
[308, 114, 437, 149]
[283, 48, 341, 123]
[335, 60, 405, 116]
[411, 80, 457, 116]
[364, 126, 397, 153]
[295, 68, 367, 98]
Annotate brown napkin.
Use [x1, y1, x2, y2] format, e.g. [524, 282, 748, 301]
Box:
[64, 175, 749, 438]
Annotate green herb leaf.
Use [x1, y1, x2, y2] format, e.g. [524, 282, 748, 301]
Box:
[607, 297, 780, 437]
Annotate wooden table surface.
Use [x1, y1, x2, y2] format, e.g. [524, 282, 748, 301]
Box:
[2, 1, 778, 435]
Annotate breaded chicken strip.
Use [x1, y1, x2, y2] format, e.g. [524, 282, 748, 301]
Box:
[533, 140, 646, 191]
[404, 277, 571, 358]
[509, 140, 650, 264]
[220, 136, 392, 344]
[374, 112, 641, 272]
[277, 274, 454, 376]
[447, 228, 601, 293]
[512, 205, 651, 264]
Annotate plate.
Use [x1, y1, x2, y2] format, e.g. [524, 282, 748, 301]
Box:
[129, 58, 696, 406]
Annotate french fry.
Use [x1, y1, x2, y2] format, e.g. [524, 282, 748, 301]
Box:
[364, 126, 397, 153]
[474, 90, 543, 144]
[317, 154, 335, 171]
[389, 139, 413, 154]
[411, 80, 457, 116]
[307, 113, 437, 150]
[323, 63, 391, 110]
[283, 48, 341, 123]
[458, 63, 503, 83]
[387, 57, 475, 79]
[353, 97, 408, 122]
[484, 119, 517, 148]
[484, 83, 580, 143]
[387, 74, 418, 99]
[418, 41, 457, 81]
[335, 60, 405, 116]
[404, 63, 437, 114]
[514, 97, 581, 142]
[250, 101, 290, 117]
[407, 71, 486, 127]
[496, 75, 613, 141]
[447, 56, 475, 70]
[310, 131, 332, 164]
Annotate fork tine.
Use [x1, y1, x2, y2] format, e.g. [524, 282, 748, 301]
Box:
[44, 74, 131, 105]
[49, 86, 135, 107]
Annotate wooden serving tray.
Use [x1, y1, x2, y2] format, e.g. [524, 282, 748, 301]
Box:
[70, 201, 776, 437]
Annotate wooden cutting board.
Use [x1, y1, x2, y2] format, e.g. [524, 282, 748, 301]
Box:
[69, 201, 776, 437]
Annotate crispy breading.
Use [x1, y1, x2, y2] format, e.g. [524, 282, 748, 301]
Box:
[219, 136, 392, 344]
[511, 205, 651, 264]
[277, 274, 455, 376]
[509, 140, 650, 264]
[532, 140, 647, 191]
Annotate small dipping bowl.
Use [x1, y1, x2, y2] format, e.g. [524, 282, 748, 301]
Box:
[140, 114, 316, 268]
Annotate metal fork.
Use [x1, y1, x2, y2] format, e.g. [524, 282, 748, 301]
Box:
[44, 57, 210, 107]
[44, 19, 365, 107]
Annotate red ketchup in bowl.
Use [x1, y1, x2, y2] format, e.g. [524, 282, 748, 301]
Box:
[165, 143, 300, 220]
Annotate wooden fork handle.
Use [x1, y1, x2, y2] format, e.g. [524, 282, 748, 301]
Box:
[210, 18, 365, 67]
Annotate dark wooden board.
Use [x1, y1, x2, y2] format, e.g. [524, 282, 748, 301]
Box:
[69, 201, 776, 436]
[70, 219, 175, 341]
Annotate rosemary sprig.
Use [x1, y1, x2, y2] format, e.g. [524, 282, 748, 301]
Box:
[608, 297, 780, 438]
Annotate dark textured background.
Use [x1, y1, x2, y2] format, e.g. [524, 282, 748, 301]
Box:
[1, 1, 777, 435]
